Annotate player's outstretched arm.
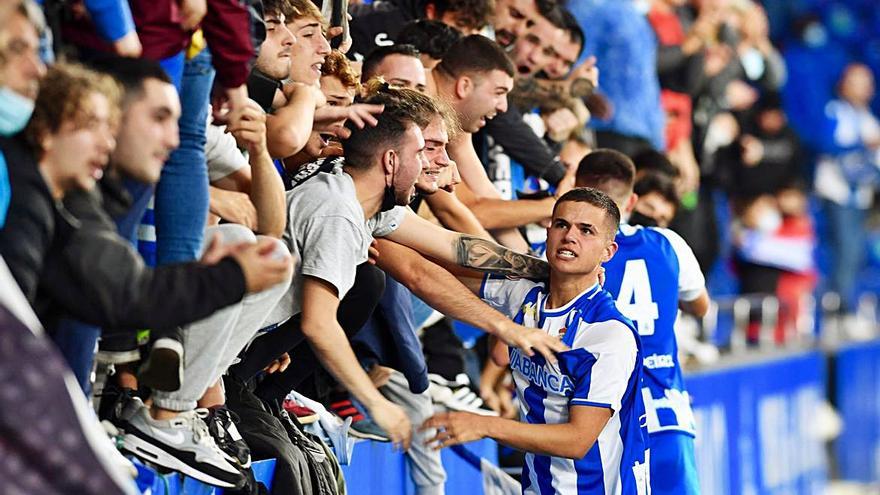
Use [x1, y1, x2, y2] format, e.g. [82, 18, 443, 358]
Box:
[422, 405, 610, 459]
[383, 209, 549, 280]
[374, 238, 567, 364]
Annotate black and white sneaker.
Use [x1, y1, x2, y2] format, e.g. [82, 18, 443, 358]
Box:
[97, 385, 142, 429]
[138, 333, 184, 392]
[122, 406, 245, 489]
[428, 373, 499, 416]
[205, 405, 252, 468]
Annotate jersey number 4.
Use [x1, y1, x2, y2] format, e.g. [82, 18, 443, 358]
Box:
[615, 259, 659, 336]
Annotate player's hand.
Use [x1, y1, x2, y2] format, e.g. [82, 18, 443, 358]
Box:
[422, 412, 488, 449]
[495, 323, 569, 365]
[369, 399, 412, 451]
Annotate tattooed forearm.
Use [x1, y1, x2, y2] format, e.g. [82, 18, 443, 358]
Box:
[455, 235, 549, 280]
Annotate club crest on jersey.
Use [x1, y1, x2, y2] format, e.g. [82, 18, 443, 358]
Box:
[520, 302, 538, 321]
[558, 326, 567, 340]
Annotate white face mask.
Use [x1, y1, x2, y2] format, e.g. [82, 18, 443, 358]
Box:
[802, 23, 828, 48]
[756, 208, 782, 233]
[0, 87, 35, 136]
[741, 47, 766, 81]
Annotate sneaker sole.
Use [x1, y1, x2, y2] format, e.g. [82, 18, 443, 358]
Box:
[348, 428, 391, 442]
[219, 449, 252, 469]
[138, 347, 182, 392]
[122, 434, 243, 488]
[295, 413, 319, 425]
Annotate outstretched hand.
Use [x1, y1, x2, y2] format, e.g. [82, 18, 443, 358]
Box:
[495, 324, 569, 365]
[421, 412, 488, 450]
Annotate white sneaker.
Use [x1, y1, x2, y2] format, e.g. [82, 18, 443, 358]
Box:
[428, 373, 498, 416]
[122, 407, 245, 489]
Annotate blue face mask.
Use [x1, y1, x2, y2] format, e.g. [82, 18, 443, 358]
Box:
[0, 87, 35, 136]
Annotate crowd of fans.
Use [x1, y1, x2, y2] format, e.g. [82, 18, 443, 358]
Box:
[0, 0, 877, 493]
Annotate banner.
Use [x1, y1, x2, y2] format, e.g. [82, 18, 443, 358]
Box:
[686, 350, 828, 494]
[834, 339, 880, 482]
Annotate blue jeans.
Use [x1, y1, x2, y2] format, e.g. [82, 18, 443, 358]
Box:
[51, 319, 101, 395]
[353, 276, 429, 394]
[824, 200, 866, 312]
[154, 48, 214, 265]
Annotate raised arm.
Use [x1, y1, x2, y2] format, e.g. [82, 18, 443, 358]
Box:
[382, 209, 549, 280]
[453, 179, 556, 230]
[374, 238, 566, 363]
[226, 100, 287, 237]
[266, 83, 323, 159]
[300, 276, 412, 449]
[423, 404, 610, 459]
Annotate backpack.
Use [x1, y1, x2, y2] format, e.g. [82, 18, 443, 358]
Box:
[224, 375, 343, 495]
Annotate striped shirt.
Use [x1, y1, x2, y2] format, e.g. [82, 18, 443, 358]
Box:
[481, 276, 649, 494]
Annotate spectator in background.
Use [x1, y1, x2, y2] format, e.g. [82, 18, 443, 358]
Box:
[491, 0, 544, 49]
[286, 0, 332, 86]
[268, 0, 385, 160]
[506, 6, 564, 78]
[361, 44, 428, 93]
[348, 0, 494, 60]
[815, 63, 880, 320]
[632, 148, 680, 181]
[0, 0, 46, 228]
[646, 0, 710, 198]
[0, 63, 119, 303]
[395, 19, 462, 70]
[781, 14, 850, 148]
[718, 91, 804, 201]
[631, 171, 680, 229]
[280, 50, 361, 172]
[569, 0, 666, 155]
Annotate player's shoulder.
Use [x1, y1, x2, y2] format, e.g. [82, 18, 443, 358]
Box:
[581, 290, 638, 336]
[628, 224, 696, 260]
[572, 316, 638, 352]
[481, 274, 546, 302]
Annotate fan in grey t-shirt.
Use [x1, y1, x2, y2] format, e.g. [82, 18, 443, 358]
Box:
[267, 158, 406, 324]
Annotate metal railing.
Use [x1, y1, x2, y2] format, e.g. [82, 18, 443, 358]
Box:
[681, 292, 880, 362]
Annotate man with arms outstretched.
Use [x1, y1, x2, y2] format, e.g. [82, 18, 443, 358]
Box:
[425, 188, 649, 494]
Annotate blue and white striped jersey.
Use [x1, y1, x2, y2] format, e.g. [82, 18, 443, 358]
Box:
[602, 224, 705, 437]
[481, 276, 650, 495]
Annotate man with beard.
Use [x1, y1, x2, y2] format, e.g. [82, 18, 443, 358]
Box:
[253, 84, 570, 450]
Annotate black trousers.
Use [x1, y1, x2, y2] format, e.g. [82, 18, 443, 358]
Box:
[231, 263, 386, 404]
